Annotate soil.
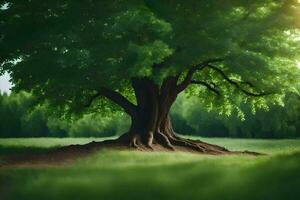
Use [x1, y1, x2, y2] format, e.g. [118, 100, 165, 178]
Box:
[0, 138, 264, 169]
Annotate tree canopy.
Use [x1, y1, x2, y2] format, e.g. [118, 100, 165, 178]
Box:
[1, 0, 300, 115]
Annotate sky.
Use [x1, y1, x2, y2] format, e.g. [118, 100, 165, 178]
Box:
[0, 73, 12, 93]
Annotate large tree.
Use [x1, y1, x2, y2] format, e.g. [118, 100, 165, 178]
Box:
[1, 0, 300, 153]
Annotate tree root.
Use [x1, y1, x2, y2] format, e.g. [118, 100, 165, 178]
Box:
[154, 131, 175, 150]
[116, 131, 232, 154]
[129, 135, 140, 149]
[111, 130, 265, 155]
[183, 137, 229, 152]
[168, 136, 207, 152]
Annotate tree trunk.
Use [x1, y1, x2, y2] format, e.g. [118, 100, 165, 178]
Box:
[0, 76, 262, 168]
[115, 77, 229, 154]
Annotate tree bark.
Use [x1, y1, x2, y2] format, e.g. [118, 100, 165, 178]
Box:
[115, 77, 229, 154]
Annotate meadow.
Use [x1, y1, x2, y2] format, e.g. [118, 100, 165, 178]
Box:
[1, 137, 300, 200]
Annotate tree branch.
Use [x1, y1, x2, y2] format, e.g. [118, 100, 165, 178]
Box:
[176, 58, 224, 93]
[85, 88, 137, 116]
[207, 64, 273, 97]
[190, 80, 221, 96]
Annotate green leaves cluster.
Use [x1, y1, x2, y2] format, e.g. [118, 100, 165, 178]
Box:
[1, 0, 300, 116]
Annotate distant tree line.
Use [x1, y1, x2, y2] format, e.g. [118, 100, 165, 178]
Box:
[0, 91, 299, 138]
[0, 91, 129, 138]
[172, 93, 300, 138]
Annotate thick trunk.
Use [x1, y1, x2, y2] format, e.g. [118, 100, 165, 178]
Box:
[116, 77, 229, 154]
[1, 72, 263, 168]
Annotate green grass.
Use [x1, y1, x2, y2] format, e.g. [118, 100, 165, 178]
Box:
[0, 137, 113, 156]
[1, 137, 300, 200]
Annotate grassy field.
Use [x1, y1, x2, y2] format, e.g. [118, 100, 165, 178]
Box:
[1, 137, 300, 200]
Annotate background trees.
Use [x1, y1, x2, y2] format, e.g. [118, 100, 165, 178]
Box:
[0, 91, 299, 138]
[172, 91, 300, 138]
[0, 91, 129, 138]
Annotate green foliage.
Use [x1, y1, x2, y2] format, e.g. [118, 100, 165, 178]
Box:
[172, 91, 300, 138]
[0, 92, 130, 138]
[1, 0, 300, 115]
[0, 91, 43, 137]
[126, 40, 174, 78]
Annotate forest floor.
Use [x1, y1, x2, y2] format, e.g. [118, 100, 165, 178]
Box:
[0, 137, 300, 200]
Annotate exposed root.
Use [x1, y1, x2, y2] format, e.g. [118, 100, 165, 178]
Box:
[129, 135, 139, 148]
[146, 132, 154, 150]
[116, 130, 237, 154]
[173, 136, 229, 153]
[168, 136, 207, 152]
[183, 137, 229, 152]
[125, 133, 154, 151]
[154, 131, 175, 150]
[128, 135, 145, 151]
[120, 130, 232, 155]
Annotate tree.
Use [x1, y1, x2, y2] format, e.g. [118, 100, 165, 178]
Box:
[1, 0, 300, 153]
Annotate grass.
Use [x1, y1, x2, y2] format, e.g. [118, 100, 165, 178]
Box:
[1, 137, 300, 200]
[0, 137, 110, 156]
